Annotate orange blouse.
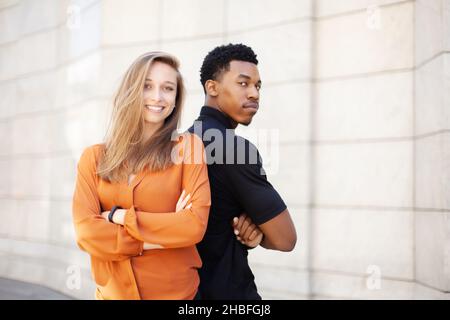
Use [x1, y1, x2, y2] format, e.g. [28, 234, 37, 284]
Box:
[72, 133, 211, 300]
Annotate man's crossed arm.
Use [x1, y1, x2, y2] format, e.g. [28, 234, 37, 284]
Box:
[232, 210, 297, 252]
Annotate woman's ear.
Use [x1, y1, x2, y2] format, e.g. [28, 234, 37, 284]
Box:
[205, 80, 219, 97]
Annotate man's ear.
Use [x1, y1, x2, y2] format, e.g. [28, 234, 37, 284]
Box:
[205, 80, 219, 97]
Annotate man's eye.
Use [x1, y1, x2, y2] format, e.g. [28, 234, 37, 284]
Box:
[256, 85, 261, 91]
[239, 82, 247, 87]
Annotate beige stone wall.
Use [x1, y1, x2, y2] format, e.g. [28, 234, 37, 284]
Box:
[0, 0, 103, 299]
[310, 0, 415, 299]
[414, 0, 450, 294]
[0, 0, 448, 299]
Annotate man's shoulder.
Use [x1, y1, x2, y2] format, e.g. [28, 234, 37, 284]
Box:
[188, 117, 228, 136]
[187, 121, 261, 167]
[224, 135, 262, 168]
[233, 134, 258, 152]
[188, 121, 254, 147]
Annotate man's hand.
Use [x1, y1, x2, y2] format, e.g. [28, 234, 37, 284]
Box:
[232, 213, 263, 248]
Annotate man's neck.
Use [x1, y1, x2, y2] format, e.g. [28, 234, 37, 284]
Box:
[204, 99, 238, 129]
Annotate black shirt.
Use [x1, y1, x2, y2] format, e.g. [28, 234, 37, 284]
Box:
[188, 106, 287, 300]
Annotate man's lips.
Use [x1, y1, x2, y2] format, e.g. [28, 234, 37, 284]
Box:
[243, 102, 259, 110]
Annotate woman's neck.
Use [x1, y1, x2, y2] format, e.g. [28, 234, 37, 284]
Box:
[142, 122, 163, 143]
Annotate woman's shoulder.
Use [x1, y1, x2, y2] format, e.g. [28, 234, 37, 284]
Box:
[79, 143, 106, 166]
[175, 132, 204, 147]
[174, 132, 205, 164]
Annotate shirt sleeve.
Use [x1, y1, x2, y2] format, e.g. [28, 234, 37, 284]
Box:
[72, 146, 144, 261]
[123, 134, 211, 248]
[224, 137, 287, 225]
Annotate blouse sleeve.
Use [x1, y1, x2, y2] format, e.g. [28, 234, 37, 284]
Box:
[123, 134, 211, 248]
[72, 146, 144, 261]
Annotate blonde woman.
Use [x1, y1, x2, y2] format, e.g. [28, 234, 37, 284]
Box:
[72, 52, 211, 300]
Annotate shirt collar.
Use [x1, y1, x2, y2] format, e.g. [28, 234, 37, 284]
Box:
[199, 106, 235, 129]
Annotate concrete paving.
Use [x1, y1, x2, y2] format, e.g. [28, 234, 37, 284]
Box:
[0, 277, 74, 300]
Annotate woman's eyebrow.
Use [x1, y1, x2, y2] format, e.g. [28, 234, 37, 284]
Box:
[145, 78, 176, 86]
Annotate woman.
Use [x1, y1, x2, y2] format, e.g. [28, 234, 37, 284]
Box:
[72, 52, 211, 300]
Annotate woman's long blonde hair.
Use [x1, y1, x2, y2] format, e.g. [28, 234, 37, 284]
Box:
[97, 51, 185, 183]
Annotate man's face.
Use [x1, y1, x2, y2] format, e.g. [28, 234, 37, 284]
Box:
[215, 60, 261, 126]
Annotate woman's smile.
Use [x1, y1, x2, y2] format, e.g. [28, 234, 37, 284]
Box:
[145, 105, 166, 113]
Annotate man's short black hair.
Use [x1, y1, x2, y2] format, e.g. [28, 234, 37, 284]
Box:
[200, 43, 258, 92]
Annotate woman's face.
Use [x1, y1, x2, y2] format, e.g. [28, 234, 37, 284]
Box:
[142, 61, 178, 126]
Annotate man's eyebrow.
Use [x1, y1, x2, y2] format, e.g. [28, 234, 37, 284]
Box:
[145, 78, 176, 85]
[237, 74, 262, 84]
[237, 74, 251, 80]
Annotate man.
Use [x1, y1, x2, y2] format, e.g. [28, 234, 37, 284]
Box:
[188, 43, 297, 300]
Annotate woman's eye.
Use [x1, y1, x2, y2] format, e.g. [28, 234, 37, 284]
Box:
[144, 84, 151, 89]
[165, 87, 174, 91]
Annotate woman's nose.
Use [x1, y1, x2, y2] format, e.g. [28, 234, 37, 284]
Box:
[148, 88, 163, 102]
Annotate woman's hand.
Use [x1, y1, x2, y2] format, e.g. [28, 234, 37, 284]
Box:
[101, 211, 109, 221]
[176, 190, 192, 212]
[101, 210, 163, 251]
[100, 190, 191, 252]
[101, 209, 126, 225]
[101, 190, 191, 224]
[141, 190, 192, 251]
[143, 242, 163, 250]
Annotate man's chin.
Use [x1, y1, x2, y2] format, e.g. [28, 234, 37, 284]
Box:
[237, 118, 252, 126]
[238, 115, 254, 126]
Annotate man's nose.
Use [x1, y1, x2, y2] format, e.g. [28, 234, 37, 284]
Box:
[248, 85, 259, 100]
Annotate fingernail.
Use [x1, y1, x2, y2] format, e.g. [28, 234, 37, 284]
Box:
[234, 229, 239, 235]
[233, 217, 238, 223]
